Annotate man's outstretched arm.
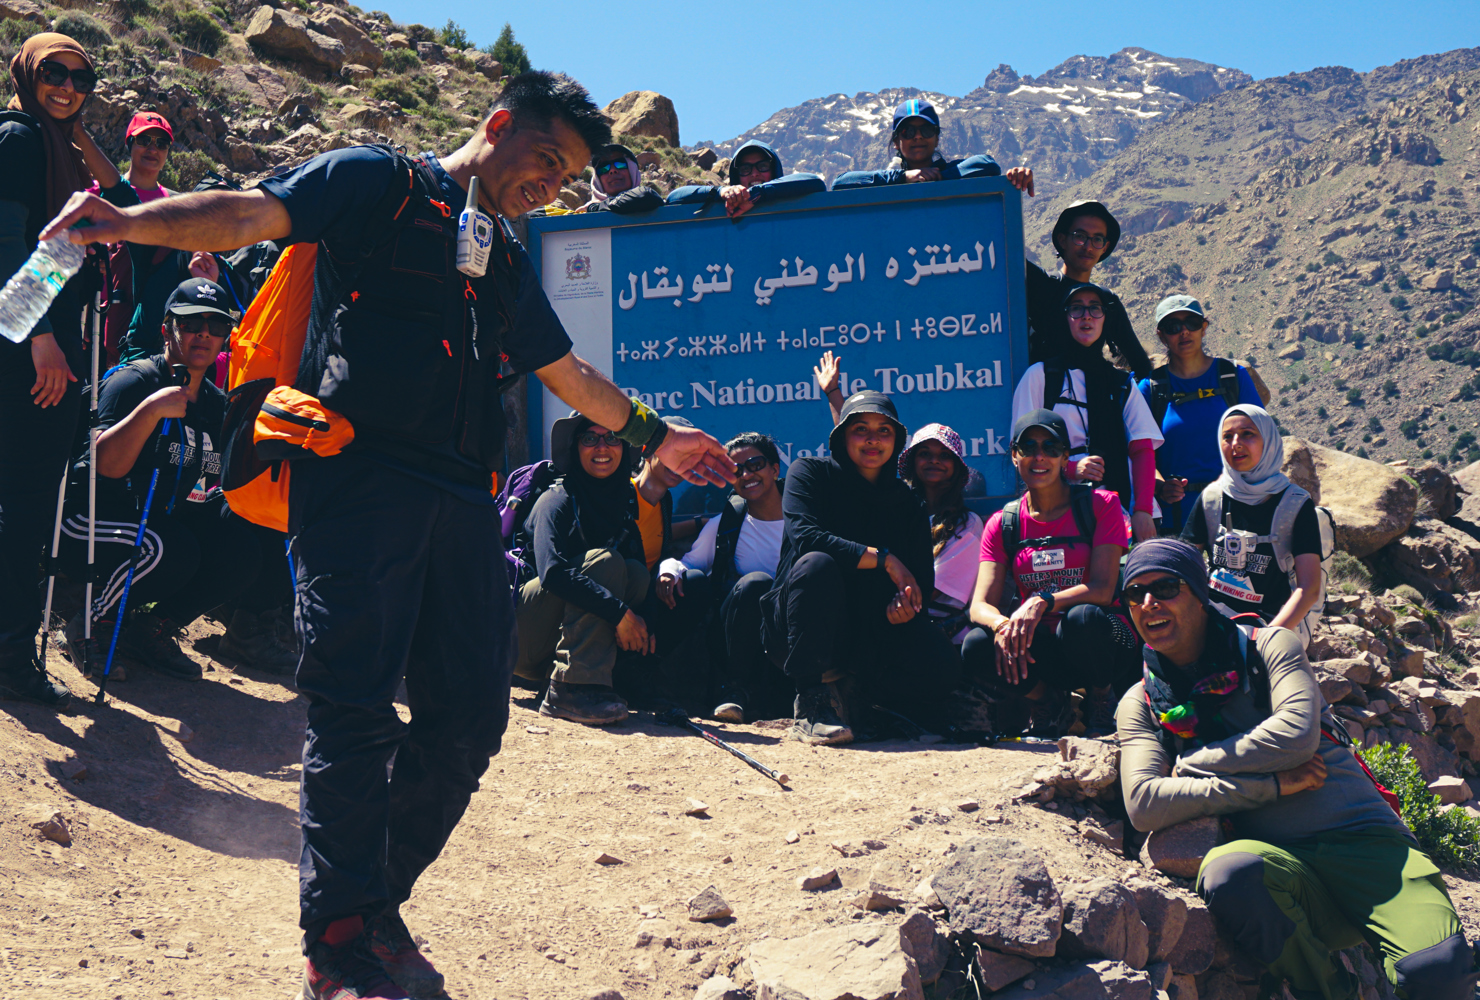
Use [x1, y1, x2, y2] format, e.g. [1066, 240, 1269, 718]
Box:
[40, 188, 291, 252]
[535, 351, 734, 488]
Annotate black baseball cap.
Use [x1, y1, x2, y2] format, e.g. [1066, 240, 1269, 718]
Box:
[1011, 408, 1070, 449]
[164, 277, 234, 323]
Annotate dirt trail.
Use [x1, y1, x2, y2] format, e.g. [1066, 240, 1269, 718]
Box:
[5, 621, 1480, 999]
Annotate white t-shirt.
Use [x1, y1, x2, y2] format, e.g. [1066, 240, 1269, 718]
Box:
[659, 511, 785, 580]
[1011, 362, 1164, 515]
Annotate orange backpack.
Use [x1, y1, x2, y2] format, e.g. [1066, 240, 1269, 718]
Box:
[220, 242, 355, 532]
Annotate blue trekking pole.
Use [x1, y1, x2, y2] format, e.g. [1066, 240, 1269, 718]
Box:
[94, 363, 189, 704]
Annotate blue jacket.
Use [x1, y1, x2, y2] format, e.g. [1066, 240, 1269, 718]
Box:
[832, 152, 1001, 190]
[666, 139, 825, 208]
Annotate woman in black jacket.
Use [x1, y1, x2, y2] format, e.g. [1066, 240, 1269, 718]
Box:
[760, 392, 959, 745]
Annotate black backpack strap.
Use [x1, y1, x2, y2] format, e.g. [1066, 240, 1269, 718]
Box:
[1001, 498, 1022, 565]
[1068, 484, 1098, 547]
[1040, 359, 1090, 456]
[1217, 357, 1241, 408]
[1147, 364, 1172, 427]
[712, 492, 748, 578]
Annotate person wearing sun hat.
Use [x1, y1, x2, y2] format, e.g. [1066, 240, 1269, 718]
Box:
[1116, 536, 1475, 1000]
[758, 391, 959, 745]
[896, 422, 984, 644]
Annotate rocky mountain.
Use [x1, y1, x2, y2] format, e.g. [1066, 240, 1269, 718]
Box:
[690, 49, 1252, 199]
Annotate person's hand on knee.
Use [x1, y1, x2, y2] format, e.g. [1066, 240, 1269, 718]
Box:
[616, 609, 654, 655]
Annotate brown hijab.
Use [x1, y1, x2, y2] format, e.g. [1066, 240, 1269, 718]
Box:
[7, 33, 93, 220]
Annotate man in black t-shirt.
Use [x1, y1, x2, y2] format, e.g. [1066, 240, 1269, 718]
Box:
[46, 71, 735, 1000]
[58, 278, 261, 682]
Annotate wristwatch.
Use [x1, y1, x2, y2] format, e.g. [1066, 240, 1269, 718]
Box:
[1034, 588, 1057, 612]
[876, 547, 890, 571]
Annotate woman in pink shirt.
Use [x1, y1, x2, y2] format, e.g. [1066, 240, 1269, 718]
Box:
[963, 408, 1138, 738]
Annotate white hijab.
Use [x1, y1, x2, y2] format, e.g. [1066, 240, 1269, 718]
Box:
[1214, 403, 1290, 504]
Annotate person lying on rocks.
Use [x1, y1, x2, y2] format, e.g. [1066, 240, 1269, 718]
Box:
[1117, 537, 1474, 1000]
[665, 139, 824, 219]
[758, 392, 960, 745]
[963, 409, 1136, 738]
[832, 97, 1033, 193]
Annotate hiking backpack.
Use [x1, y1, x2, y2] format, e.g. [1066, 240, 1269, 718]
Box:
[496, 460, 564, 583]
[1145, 358, 1242, 428]
[220, 151, 456, 532]
[1199, 483, 1337, 643]
[1040, 359, 1134, 461]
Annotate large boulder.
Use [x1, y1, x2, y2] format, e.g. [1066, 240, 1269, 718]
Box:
[1139, 816, 1219, 878]
[604, 90, 680, 146]
[1411, 464, 1460, 520]
[1454, 459, 1480, 502]
[1058, 879, 1149, 969]
[311, 9, 382, 71]
[931, 838, 1062, 958]
[748, 924, 924, 1000]
[245, 6, 346, 73]
[1125, 879, 1188, 964]
[1373, 517, 1480, 595]
[217, 63, 291, 111]
[1281, 438, 1419, 557]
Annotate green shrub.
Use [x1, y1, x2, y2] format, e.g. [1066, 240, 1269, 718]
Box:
[1323, 250, 1343, 265]
[170, 8, 227, 55]
[1330, 550, 1372, 593]
[1346, 388, 1363, 405]
[369, 77, 421, 110]
[484, 22, 529, 76]
[439, 18, 470, 49]
[1390, 295, 1409, 310]
[1363, 742, 1480, 869]
[1396, 275, 1413, 290]
[158, 149, 218, 193]
[1400, 418, 1421, 439]
[381, 47, 421, 74]
[0, 16, 44, 57]
[53, 13, 111, 49]
[1383, 207, 1401, 218]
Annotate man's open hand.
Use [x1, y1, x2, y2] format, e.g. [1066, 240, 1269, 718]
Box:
[654, 423, 736, 488]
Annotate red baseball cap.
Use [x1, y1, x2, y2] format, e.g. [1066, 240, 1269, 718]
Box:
[126, 111, 173, 141]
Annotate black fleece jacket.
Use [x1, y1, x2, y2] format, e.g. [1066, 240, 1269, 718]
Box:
[771, 456, 934, 610]
[526, 477, 644, 625]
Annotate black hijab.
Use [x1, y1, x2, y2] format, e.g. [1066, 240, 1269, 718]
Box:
[1057, 282, 1134, 508]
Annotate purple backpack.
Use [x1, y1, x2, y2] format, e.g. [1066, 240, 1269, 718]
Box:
[497, 460, 562, 582]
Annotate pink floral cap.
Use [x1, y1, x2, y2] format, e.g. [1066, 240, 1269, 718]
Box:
[898, 422, 966, 476]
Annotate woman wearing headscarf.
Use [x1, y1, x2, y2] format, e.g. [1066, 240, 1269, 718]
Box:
[759, 392, 959, 746]
[1011, 282, 1163, 542]
[896, 423, 983, 644]
[1181, 404, 1324, 646]
[0, 32, 114, 707]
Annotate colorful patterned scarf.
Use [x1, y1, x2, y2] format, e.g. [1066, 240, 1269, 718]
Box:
[1142, 611, 1265, 749]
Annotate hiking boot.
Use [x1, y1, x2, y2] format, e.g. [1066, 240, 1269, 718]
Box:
[788, 683, 852, 746]
[539, 681, 628, 726]
[303, 931, 408, 1000]
[122, 614, 203, 681]
[219, 608, 300, 674]
[365, 911, 444, 999]
[0, 646, 72, 709]
[1027, 689, 1077, 740]
[711, 683, 748, 724]
[62, 612, 125, 681]
[1083, 685, 1119, 738]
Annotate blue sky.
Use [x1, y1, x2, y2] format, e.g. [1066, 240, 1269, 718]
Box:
[374, 1, 1480, 146]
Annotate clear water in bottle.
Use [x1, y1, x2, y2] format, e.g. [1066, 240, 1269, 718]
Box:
[0, 233, 87, 344]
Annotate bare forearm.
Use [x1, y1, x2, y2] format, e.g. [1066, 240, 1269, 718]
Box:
[96, 406, 163, 478]
[1268, 585, 1320, 633]
[75, 130, 120, 190]
[535, 351, 633, 431]
[120, 189, 292, 251]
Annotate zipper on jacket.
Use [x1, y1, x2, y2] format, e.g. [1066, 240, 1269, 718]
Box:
[261, 402, 331, 432]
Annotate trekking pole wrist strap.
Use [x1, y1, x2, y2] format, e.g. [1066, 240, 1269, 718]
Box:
[618, 396, 667, 457]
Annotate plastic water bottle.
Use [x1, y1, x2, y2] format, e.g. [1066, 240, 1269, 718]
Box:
[0, 232, 88, 344]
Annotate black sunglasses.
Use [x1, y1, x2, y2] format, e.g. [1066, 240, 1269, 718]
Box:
[131, 133, 172, 151]
[577, 431, 621, 448]
[734, 455, 770, 474]
[1123, 578, 1186, 605]
[735, 161, 773, 179]
[1013, 439, 1066, 458]
[175, 315, 230, 337]
[38, 59, 97, 94]
[594, 160, 624, 176]
[1159, 317, 1205, 336]
[895, 123, 940, 141]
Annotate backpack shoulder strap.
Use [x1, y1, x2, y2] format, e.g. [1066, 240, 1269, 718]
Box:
[1217, 358, 1241, 408]
[1068, 484, 1098, 546]
[1266, 484, 1312, 575]
[1001, 498, 1022, 564]
[712, 491, 749, 575]
[1147, 364, 1172, 427]
[1200, 483, 1222, 546]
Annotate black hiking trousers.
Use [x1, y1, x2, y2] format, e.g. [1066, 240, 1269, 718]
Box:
[289, 452, 514, 946]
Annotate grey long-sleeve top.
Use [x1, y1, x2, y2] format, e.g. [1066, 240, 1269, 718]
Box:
[1117, 625, 1411, 844]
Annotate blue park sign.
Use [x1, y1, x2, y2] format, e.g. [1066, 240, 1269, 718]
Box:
[525, 176, 1029, 508]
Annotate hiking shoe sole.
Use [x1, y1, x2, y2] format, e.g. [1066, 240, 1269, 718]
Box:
[539, 700, 628, 726]
[787, 721, 853, 746]
[712, 702, 744, 724]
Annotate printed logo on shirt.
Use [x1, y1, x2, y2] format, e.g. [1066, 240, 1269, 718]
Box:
[1031, 548, 1067, 573]
[1018, 567, 1085, 591]
[1209, 567, 1263, 604]
[1213, 547, 1271, 576]
[166, 428, 221, 477]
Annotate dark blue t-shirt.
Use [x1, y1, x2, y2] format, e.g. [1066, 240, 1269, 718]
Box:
[1136, 363, 1261, 484]
[258, 146, 573, 499]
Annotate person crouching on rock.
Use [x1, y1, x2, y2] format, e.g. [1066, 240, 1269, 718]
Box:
[962, 409, 1137, 739]
[1118, 537, 1475, 1000]
[758, 391, 960, 745]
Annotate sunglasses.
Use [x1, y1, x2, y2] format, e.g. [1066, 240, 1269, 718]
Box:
[594, 160, 625, 176]
[1066, 229, 1109, 250]
[175, 315, 230, 337]
[38, 59, 97, 94]
[577, 431, 621, 448]
[895, 123, 940, 141]
[734, 455, 770, 474]
[1066, 304, 1104, 319]
[131, 133, 172, 151]
[735, 161, 773, 179]
[1123, 578, 1186, 605]
[1159, 317, 1205, 336]
[1012, 439, 1066, 458]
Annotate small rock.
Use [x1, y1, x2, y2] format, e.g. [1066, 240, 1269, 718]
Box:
[687, 885, 733, 922]
[913, 877, 945, 910]
[797, 867, 838, 891]
[1139, 816, 1219, 878]
[749, 923, 923, 1000]
[693, 975, 744, 1000]
[721, 854, 733, 864]
[1428, 775, 1471, 804]
[830, 841, 867, 858]
[627, 782, 649, 792]
[172, 721, 194, 743]
[861, 838, 888, 851]
[975, 946, 1036, 991]
[594, 852, 622, 865]
[588, 991, 624, 1000]
[69, 764, 88, 782]
[956, 799, 980, 812]
[29, 810, 70, 847]
[1080, 817, 1125, 853]
[900, 910, 950, 985]
[525, 725, 550, 734]
[684, 798, 710, 816]
[129, 928, 145, 939]
[849, 880, 905, 911]
[785, 830, 800, 844]
[1059, 878, 1150, 969]
[1168, 972, 1198, 999]
[1126, 878, 1188, 964]
[77, 958, 87, 968]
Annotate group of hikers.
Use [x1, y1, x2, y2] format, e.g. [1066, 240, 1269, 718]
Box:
[0, 30, 1472, 1000]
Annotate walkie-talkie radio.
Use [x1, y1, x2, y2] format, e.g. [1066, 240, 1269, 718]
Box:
[456, 176, 493, 278]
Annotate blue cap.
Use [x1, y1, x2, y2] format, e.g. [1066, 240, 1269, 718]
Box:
[891, 98, 939, 134]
